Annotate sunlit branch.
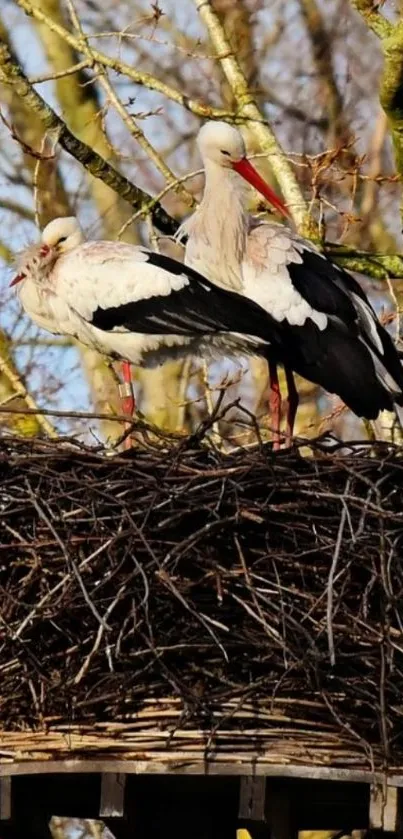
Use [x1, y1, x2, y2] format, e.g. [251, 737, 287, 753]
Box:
[0, 36, 179, 235]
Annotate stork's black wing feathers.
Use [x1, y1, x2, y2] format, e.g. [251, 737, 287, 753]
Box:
[92, 283, 231, 335]
[88, 246, 403, 420]
[280, 247, 403, 416]
[288, 248, 403, 383]
[288, 249, 367, 322]
[90, 251, 279, 341]
[279, 319, 398, 418]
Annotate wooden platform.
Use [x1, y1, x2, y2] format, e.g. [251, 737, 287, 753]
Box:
[0, 759, 402, 784]
[0, 765, 402, 839]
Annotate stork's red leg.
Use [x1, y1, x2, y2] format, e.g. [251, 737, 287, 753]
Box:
[120, 360, 135, 416]
[268, 357, 281, 451]
[119, 360, 135, 449]
[284, 365, 299, 447]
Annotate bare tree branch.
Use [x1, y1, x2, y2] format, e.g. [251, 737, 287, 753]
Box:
[349, 4, 403, 215]
[64, 0, 195, 209]
[193, 0, 311, 231]
[299, 0, 349, 144]
[350, 0, 393, 39]
[14, 0, 238, 122]
[0, 35, 179, 235]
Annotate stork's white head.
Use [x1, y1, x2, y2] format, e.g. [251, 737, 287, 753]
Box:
[196, 121, 290, 219]
[197, 121, 246, 167]
[41, 216, 84, 254]
[10, 217, 84, 287]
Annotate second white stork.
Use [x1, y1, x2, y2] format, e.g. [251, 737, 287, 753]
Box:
[11, 217, 284, 426]
[179, 121, 403, 443]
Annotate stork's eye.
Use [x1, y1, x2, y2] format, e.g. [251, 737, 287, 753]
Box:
[57, 237, 67, 244]
[221, 150, 231, 156]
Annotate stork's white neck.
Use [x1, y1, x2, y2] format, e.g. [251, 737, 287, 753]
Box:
[182, 161, 248, 290]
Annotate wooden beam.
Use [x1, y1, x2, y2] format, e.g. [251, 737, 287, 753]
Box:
[0, 760, 402, 785]
[0, 777, 11, 820]
[99, 773, 126, 818]
[370, 784, 401, 832]
[239, 776, 266, 821]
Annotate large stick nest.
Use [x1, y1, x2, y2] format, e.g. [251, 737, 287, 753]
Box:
[0, 434, 403, 770]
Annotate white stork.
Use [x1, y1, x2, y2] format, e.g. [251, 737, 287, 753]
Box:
[11, 217, 283, 434]
[179, 121, 403, 445]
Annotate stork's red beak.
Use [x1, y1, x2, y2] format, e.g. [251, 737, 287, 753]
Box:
[232, 157, 291, 219]
[10, 272, 26, 287]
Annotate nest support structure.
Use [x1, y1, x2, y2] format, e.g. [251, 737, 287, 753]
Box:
[0, 434, 403, 777]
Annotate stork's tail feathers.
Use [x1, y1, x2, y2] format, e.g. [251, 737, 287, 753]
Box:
[268, 319, 403, 421]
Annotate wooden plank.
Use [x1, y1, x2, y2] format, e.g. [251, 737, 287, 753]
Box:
[0, 760, 402, 785]
[99, 773, 126, 818]
[370, 784, 400, 831]
[0, 777, 11, 820]
[239, 776, 266, 821]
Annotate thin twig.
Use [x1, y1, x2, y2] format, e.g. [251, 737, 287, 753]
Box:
[327, 494, 349, 667]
